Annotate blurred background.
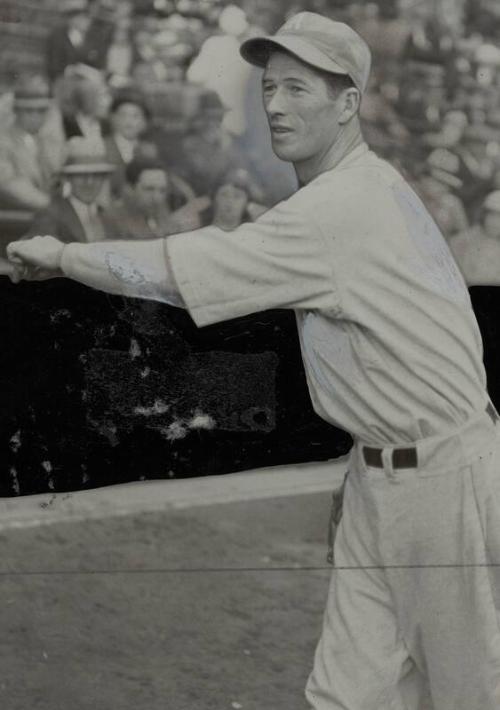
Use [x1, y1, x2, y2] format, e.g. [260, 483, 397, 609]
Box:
[1, 0, 500, 495]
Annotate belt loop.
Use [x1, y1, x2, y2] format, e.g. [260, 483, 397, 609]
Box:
[382, 448, 399, 483]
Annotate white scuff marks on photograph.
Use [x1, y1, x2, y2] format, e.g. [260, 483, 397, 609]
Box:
[9, 430, 21, 453]
[133, 400, 170, 417]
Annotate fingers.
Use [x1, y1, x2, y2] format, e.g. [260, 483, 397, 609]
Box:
[0, 257, 16, 277]
[6, 240, 40, 268]
[0, 256, 28, 283]
[9, 264, 29, 284]
[6, 235, 64, 272]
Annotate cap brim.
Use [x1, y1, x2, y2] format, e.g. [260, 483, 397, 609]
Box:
[62, 164, 115, 174]
[240, 36, 349, 79]
[14, 99, 51, 109]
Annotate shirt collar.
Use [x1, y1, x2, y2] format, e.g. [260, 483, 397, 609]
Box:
[302, 142, 370, 189]
[70, 195, 98, 216]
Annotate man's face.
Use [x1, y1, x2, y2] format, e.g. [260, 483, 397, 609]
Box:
[17, 106, 48, 135]
[70, 173, 107, 204]
[78, 80, 111, 118]
[111, 103, 147, 141]
[134, 169, 168, 216]
[67, 11, 91, 34]
[262, 51, 346, 167]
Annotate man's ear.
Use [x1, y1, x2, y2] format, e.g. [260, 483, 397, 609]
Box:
[339, 88, 361, 124]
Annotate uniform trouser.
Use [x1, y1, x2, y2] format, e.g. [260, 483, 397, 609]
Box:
[305, 408, 500, 710]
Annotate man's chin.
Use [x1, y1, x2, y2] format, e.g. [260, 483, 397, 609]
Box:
[270, 141, 296, 163]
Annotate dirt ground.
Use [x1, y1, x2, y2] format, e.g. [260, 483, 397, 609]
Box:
[0, 492, 333, 710]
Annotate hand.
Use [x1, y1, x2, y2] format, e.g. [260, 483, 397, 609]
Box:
[6, 236, 65, 282]
[0, 257, 17, 279]
[168, 196, 211, 234]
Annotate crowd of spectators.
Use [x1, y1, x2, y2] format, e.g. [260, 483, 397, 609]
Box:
[0, 0, 291, 255]
[0, 0, 499, 283]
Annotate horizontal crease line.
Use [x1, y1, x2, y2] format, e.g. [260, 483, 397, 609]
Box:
[0, 564, 499, 576]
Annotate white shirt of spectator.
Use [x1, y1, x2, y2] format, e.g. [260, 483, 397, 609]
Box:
[166, 143, 487, 445]
[68, 28, 85, 48]
[22, 132, 39, 156]
[186, 7, 252, 137]
[114, 134, 136, 164]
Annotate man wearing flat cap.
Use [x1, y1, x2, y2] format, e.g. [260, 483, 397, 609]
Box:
[8, 12, 500, 710]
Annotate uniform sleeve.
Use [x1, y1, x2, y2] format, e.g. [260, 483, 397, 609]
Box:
[166, 196, 341, 327]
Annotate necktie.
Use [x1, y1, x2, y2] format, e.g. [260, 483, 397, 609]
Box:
[86, 206, 107, 242]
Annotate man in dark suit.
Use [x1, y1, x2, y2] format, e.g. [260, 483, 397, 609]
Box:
[104, 91, 151, 199]
[46, 0, 93, 84]
[104, 157, 207, 239]
[26, 137, 115, 243]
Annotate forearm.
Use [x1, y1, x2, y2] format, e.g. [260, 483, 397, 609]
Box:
[0, 179, 49, 210]
[60, 238, 184, 306]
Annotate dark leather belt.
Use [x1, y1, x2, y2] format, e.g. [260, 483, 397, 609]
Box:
[363, 402, 499, 470]
[363, 446, 417, 469]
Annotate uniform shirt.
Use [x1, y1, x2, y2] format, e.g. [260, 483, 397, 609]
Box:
[167, 144, 488, 445]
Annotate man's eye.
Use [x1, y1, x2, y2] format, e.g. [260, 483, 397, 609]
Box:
[262, 84, 275, 94]
[289, 85, 304, 94]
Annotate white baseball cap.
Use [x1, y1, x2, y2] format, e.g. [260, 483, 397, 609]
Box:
[240, 12, 371, 93]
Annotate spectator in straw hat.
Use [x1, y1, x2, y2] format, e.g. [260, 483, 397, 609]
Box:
[0, 76, 56, 211]
[25, 137, 115, 243]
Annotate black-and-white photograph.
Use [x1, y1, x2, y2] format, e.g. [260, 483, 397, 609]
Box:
[1, 0, 500, 708]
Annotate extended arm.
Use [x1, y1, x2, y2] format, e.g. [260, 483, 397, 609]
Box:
[7, 236, 184, 307]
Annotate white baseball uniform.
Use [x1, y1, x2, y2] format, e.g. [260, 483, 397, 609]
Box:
[59, 143, 500, 708]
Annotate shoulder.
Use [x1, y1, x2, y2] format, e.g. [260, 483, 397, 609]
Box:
[0, 126, 18, 151]
[291, 154, 400, 230]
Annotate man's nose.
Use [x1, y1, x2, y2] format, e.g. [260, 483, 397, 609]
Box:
[265, 87, 287, 116]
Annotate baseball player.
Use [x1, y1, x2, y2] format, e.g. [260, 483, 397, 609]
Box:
[7, 12, 500, 710]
